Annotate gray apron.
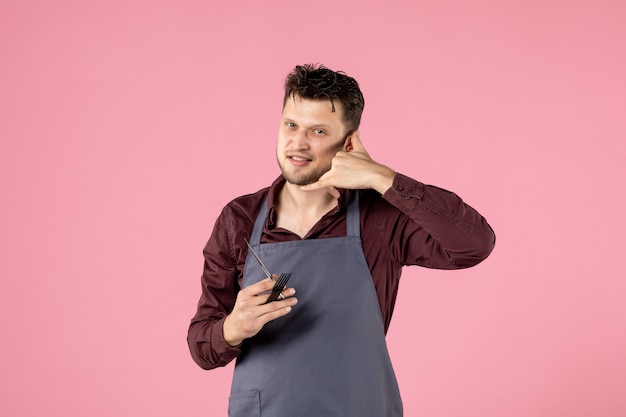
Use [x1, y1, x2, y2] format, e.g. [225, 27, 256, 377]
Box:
[229, 193, 403, 417]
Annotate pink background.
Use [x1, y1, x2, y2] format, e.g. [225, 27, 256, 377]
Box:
[1, 0, 625, 416]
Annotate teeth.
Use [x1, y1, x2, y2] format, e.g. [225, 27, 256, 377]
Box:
[291, 156, 308, 161]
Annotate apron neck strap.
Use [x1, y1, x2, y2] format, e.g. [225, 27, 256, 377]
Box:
[250, 191, 361, 245]
[345, 191, 360, 238]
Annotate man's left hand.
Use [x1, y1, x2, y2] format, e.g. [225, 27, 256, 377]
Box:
[300, 131, 396, 196]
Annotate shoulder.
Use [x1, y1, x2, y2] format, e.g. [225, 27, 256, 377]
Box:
[221, 186, 270, 226]
[221, 175, 283, 224]
[204, 186, 270, 259]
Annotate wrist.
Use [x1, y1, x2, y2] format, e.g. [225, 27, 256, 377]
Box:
[223, 316, 244, 347]
[371, 165, 395, 194]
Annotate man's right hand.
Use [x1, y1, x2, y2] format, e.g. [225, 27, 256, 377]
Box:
[223, 276, 297, 347]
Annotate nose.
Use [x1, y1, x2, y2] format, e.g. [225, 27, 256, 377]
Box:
[289, 129, 309, 150]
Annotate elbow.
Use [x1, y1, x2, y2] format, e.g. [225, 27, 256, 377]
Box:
[187, 322, 239, 370]
[457, 226, 496, 268]
[187, 339, 216, 370]
[188, 340, 224, 371]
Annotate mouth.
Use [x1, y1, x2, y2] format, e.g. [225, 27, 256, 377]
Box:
[287, 155, 312, 166]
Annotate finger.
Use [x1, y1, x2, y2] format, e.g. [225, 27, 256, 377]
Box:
[300, 167, 336, 191]
[261, 295, 298, 313]
[242, 277, 278, 296]
[300, 178, 335, 193]
[274, 285, 296, 301]
[281, 287, 296, 298]
[258, 302, 297, 323]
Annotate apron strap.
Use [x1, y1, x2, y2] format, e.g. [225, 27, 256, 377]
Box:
[345, 191, 360, 238]
[250, 197, 268, 245]
[249, 191, 361, 244]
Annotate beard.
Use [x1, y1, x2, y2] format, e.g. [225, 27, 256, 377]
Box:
[277, 156, 331, 186]
[276, 140, 345, 186]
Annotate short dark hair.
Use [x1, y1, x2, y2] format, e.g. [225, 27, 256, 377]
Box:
[283, 64, 365, 132]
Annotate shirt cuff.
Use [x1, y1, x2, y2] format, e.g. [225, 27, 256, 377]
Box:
[383, 172, 425, 206]
[211, 317, 242, 363]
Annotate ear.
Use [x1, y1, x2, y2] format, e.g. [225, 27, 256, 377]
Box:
[343, 131, 354, 151]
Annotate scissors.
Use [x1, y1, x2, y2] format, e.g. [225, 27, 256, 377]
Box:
[244, 239, 287, 300]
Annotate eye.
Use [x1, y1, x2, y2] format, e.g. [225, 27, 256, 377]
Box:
[314, 129, 326, 135]
[286, 122, 297, 128]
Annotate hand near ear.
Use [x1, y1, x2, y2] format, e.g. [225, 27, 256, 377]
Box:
[301, 132, 396, 196]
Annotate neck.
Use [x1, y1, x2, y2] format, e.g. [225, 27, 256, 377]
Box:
[279, 181, 337, 214]
[275, 181, 338, 238]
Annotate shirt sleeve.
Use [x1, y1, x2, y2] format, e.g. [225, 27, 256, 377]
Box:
[380, 173, 496, 269]
[187, 205, 242, 370]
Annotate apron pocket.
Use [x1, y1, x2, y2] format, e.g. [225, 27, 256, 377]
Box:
[228, 390, 260, 417]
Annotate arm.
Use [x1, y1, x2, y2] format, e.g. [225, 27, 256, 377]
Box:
[301, 131, 495, 269]
[187, 206, 242, 370]
[380, 173, 495, 269]
[187, 206, 298, 370]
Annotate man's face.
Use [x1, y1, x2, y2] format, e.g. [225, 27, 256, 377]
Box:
[277, 95, 349, 186]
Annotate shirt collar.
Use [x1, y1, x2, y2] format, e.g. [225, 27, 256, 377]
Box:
[266, 175, 351, 229]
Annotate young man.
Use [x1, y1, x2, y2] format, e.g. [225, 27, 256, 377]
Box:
[188, 64, 496, 416]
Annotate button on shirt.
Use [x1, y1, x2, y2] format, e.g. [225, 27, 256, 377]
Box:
[188, 173, 496, 370]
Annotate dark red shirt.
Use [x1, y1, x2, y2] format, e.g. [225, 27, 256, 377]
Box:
[188, 173, 495, 370]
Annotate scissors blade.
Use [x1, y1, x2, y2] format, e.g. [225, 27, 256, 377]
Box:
[244, 239, 273, 279]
